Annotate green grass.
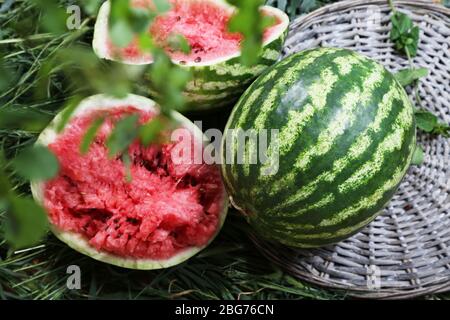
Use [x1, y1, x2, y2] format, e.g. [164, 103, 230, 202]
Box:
[0, 212, 346, 299]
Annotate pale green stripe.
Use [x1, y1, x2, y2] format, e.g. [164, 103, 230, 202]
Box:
[333, 54, 363, 75]
[263, 210, 379, 241]
[229, 87, 264, 180]
[183, 91, 231, 101]
[242, 135, 257, 176]
[210, 62, 267, 77]
[185, 79, 241, 91]
[320, 165, 405, 227]
[271, 193, 335, 218]
[262, 48, 281, 60]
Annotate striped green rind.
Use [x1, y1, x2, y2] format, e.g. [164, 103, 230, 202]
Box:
[148, 25, 288, 110]
[93, 0, 289, 111]
[221, 47, 416, 248]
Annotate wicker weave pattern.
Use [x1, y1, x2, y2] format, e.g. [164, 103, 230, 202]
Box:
[252, 0, 450, 299]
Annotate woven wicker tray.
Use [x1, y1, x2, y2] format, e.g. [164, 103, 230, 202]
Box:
[251, 0, 450, 299]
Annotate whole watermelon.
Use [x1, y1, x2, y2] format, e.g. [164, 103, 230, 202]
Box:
[221, 47, 416, 247]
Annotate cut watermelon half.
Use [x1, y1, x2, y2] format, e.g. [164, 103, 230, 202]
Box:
[92, 0, 289, 110]
[31, 94, 228, 269]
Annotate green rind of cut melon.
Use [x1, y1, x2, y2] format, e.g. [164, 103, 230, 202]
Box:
[31, 94, 228, 270]
[92, 0, 290, 111]
[220, 47, 416, 248]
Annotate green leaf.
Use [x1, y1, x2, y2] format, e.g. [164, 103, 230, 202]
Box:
[80, 0, 103, 15]
[138, 33, 154, 52]
[415, 110, 450, 137]
[168, 34, 191, 54]
[287, 0, 301, 17]
[139, 117, 165, 146]
[80, 117, 105, 154]
[406, 26, 419, 57]
[397, 13, 412, 33]
[148, 50, 191, 111]
[106, 114, 139, 158]
[4, 196, 48, 249]
[169, 67, 191, 87]
[300, 0, 319, 13]
[227, 0, 270, 66]
[431, 125, 450, 137]
[153, 0, 172, 13]
[52, 47, 134, 98]
[415, 110, 438, 132]
[12, 145, 60, 181]
[109, 0, 135, 47]
[121, 152, 133, 183]
[394, 67, 428, 86]
[109, 19, 135, 48]
[129, 7, 154, 34]
[108, 0, 158, 47]
[411, 144, 424, 165]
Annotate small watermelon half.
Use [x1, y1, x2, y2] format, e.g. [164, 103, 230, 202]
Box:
[92, 0, 289, 111]
[31, 94, 228, 269]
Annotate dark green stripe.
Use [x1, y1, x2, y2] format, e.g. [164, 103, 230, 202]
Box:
[237, 49, 365, 199]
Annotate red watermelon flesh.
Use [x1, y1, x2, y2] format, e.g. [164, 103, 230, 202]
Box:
[43, 107, 225, 260]
[107, 0, 283, 64]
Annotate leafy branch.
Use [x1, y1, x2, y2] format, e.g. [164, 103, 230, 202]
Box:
[0, 152, 49, 250]
[389, 0, 449, 148]
[388, 0, 419, 60]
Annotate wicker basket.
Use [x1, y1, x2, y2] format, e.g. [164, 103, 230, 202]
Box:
[251, 0, 450, 299]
